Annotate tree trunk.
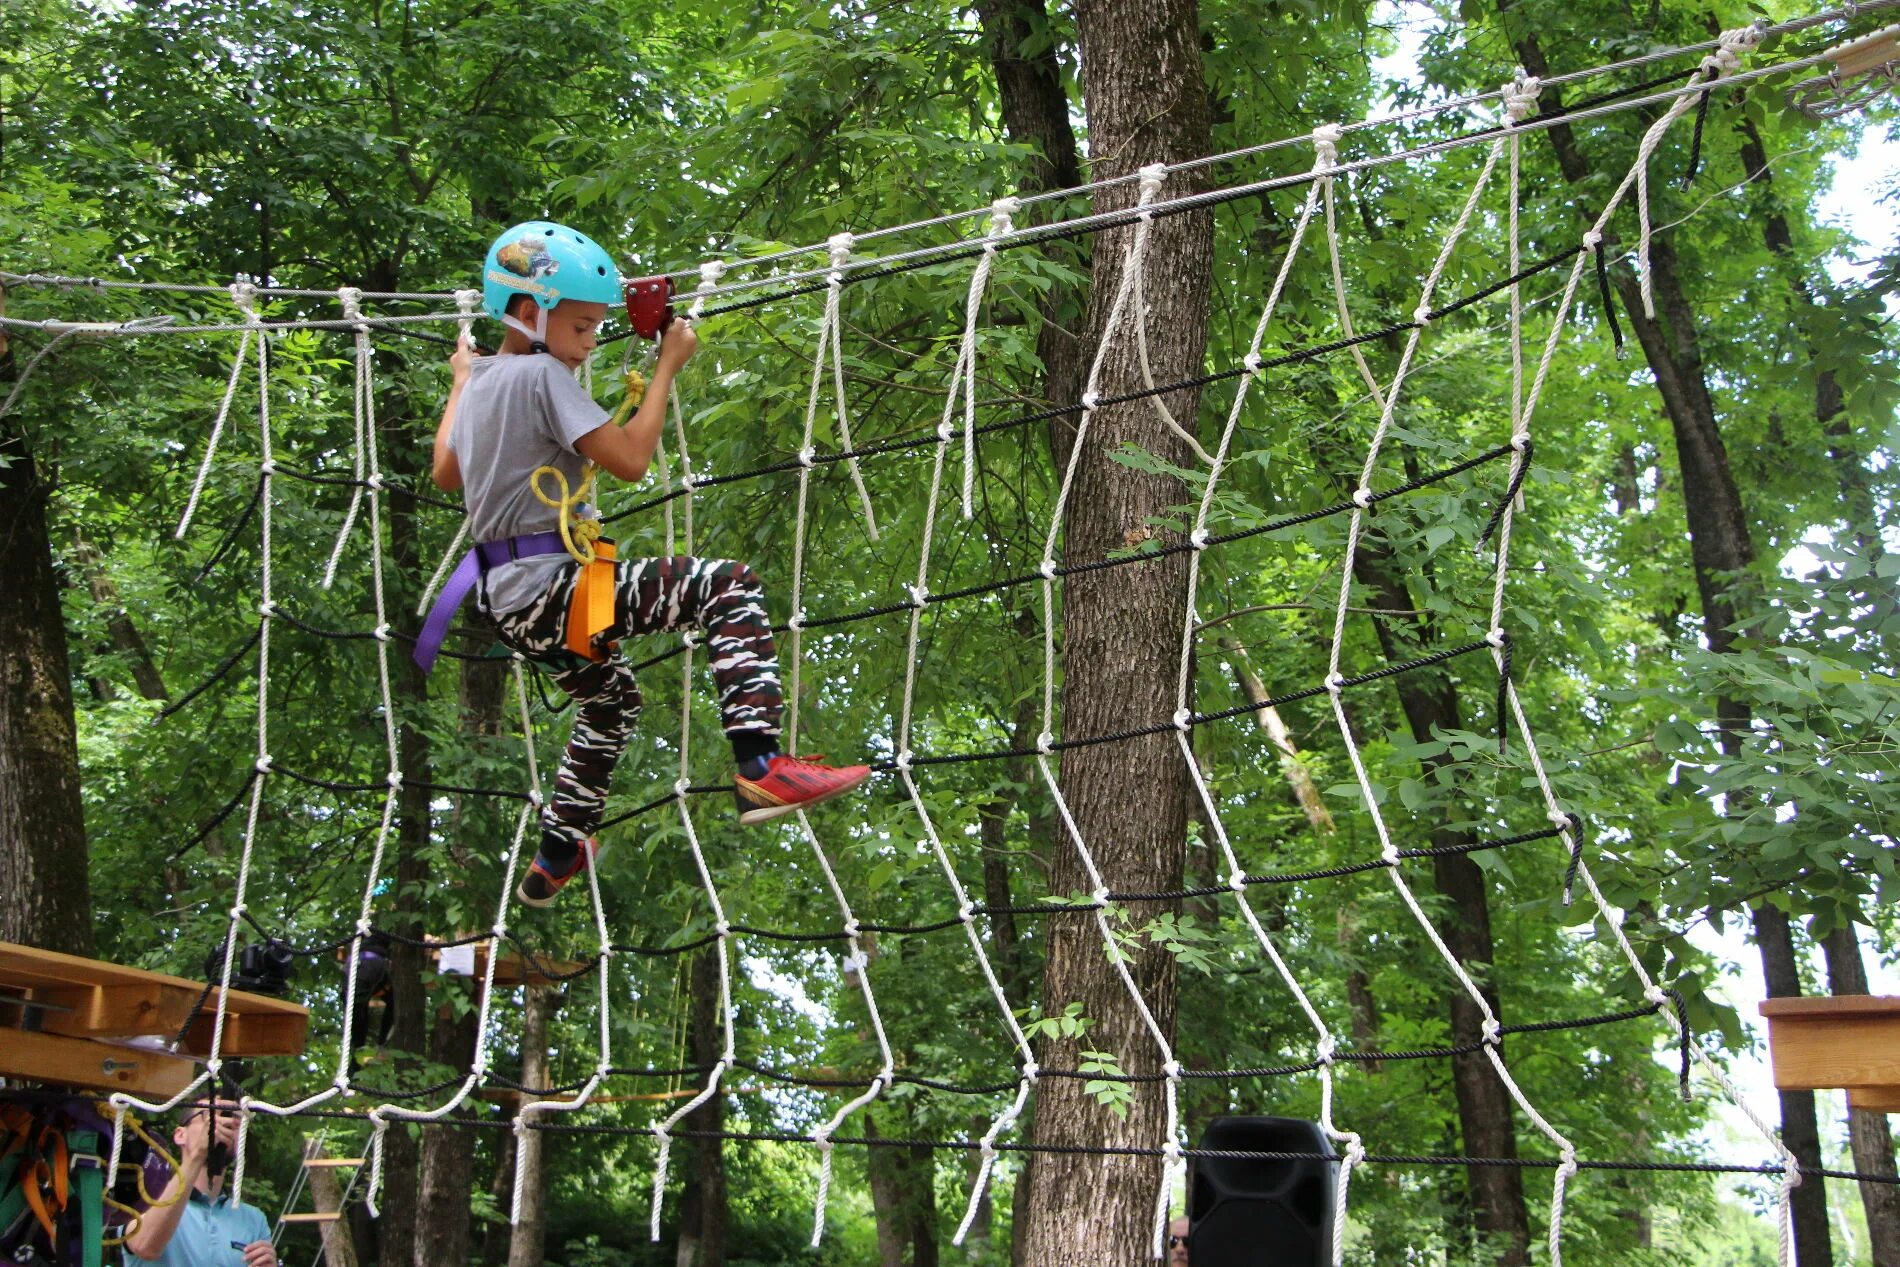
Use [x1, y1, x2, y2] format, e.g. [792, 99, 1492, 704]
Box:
[1019, 2, 1212, 1263]
[0, 344, 94, 957]
[1350, 536, 1530, 1265]
[304, 1141, 363, 1267]
[1500, 24, 1835, 1264]
[71, 535, 169, 702]
[507, 983, 554, 1267]
[482, 1123, 516, 1267]
[975, 0, 1089, 424]
[412, 655, 504, 1267]
[673, 946, 727, 1267]
[1754, 904, 1834, 1267]
[1819, 921, 1900, 1265]
[866, 1116, 939, 1267]
[416, 994, 478, 1267]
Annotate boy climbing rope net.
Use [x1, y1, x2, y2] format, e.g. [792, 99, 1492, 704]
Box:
[417, 221, 871, 907]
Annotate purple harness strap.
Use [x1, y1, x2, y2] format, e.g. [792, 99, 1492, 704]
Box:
[413, 530, 570, 671]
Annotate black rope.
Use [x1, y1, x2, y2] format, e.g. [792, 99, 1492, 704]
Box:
[169, 770, 261, 860]
[603, 244, 1582, 530]
[1474, 439, 1533, 558]
[1495, 632, 1514, 755]
[1681, 66, 1719, 189]
[1593, 239, 1627, 358]
[153, 626, 261, 722]
[235, 1102, 1900, 1182]
[1665, 987, 1694, 1101]
[187, 476, 264, 585]
[1558, 813, 1587, 907]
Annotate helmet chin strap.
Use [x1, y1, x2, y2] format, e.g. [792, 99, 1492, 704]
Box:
[501, 304, 551, 353]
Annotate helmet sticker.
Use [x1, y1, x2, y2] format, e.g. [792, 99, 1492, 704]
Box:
[496, 234, 560, 281]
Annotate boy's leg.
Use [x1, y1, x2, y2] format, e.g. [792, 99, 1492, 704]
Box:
[605, 556, 782, 751]
[601, 556, 869, 823]
[536, 656, 642, 867]
[490, 571, 638, 877]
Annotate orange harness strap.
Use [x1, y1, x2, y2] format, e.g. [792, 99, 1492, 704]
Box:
[565, 540, 620, 662]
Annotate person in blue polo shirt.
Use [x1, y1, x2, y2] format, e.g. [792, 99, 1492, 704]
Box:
[123, 1100, 278, 1267]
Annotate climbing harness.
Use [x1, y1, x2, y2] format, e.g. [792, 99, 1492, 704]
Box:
[414, 369, 647, 670]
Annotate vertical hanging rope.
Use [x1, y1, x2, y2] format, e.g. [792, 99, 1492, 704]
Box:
[1167, 123, 1365, 1267]
[175, 281, 257, 539]
[320, 288, 371, 589]
[958, 197, 1019, 519]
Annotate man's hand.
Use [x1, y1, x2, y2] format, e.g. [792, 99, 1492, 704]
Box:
[656, 317, 697, 372]
[240, 1239, 279, 1267]
[450, 335, 480, 386]
[179, 1105, 240, 1172]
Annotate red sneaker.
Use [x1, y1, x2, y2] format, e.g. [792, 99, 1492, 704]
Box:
[734, 754, 872, 825]
[516, 837, 606, 908]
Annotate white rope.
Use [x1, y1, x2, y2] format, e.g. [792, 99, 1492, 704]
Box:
[957, 197, 1020, 519]
[1165, 126, 1365, 1265]
[1637, 25, 1765, 319]
[320, 289, 371, 589]
[1128, 165, 1216, 469]
[817, 233, 879, 540]
[1027, 163, 1193, 1261]
[0, 309, 470, 337]
[174, 282, 258, 539]
[1316, 108, 1590, 1263]
[884, 284, 1039, 1244]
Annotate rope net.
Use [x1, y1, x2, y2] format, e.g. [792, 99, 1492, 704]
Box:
[9, 17, 1883, 1264]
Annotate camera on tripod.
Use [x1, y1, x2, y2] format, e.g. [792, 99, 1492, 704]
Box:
[205, 939, 295, 996]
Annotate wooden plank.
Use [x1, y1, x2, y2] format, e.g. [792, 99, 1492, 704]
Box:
[0, 1030, 194, 1098]
[302, 1157, 365, 1168]
[1847, 1087, 1900, 1113]
[1760, 995, 1900, 1019]
[0, 939, 309, 1058]
[1761, 996, 1900, 1092]
[281, 1212, 344, 1224]
[432, 942, 586, 989]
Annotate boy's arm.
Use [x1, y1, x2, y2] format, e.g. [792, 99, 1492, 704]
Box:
[576, 318, 697, 482]
[431, 339, 477, 491]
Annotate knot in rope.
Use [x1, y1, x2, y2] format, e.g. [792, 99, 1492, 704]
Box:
[690, 260, 726, 320]
[337, 287, 366, 327]
[1311, 123, 1341, 170]
[452, 288, 481, 315]
[530, 463, 603, 564]
[1316, 1034, 1338, 1064]
[826, 233, 855, 277]
[1020, 1061, 1040, 1082]
[987, 196, 1021, 239]
[1137, 163, 1167, 194]
[1481, 1017, 1502, 1045]
[1503, 72, 1542, 124]
[229, 279, 259, 317]
[1581, 229, 1604, 250]
[1171, 707, 1193, 731]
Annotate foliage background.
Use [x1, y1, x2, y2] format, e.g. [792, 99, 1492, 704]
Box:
[1, 0, 1894, 1262]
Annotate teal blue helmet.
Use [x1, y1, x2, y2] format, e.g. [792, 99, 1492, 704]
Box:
[482, 221, 621, 347]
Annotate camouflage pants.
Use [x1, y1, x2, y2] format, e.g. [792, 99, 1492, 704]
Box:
[490, 556, 782, 856]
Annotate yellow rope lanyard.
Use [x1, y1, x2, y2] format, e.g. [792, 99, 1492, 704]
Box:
[96, 1104, 189, 1249]
[529, 368, 647, 565]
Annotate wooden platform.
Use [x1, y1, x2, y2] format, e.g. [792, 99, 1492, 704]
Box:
[1760, 994, 1900, 1113]
[0, 940, 310, 1097]
[430, 940, 588, 988]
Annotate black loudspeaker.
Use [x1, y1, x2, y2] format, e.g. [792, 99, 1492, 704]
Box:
[1187, 1116, 1336, 1267]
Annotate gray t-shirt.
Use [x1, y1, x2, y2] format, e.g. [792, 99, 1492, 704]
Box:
[450, 354, 612, 615]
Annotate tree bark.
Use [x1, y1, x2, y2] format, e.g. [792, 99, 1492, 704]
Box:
[1018, 2, 1212, 1263]
[0, 345, 94, 957]
[1819, 921, 1900, 1265]
[866, 1115, 939, 1267]
[975, 0, 1089, 423]
[304, 1141, 362, 1267]
[1754, 904, 1834, 1267]
[71, 535, 169, 702]
[507, 984, 554, 1267]
[415, 992, 478, 1267]
[673, 946, 727, 1267]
